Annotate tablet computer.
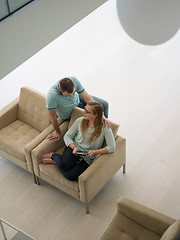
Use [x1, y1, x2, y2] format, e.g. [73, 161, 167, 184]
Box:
[75, 151, 88, 156]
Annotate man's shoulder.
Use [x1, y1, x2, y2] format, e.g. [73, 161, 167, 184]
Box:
[68, 76, 78, 81]
[68, 76, 84, 93]
[46, 85, 59, 103]
[47, 83, 58, 96]
[68, 76, 80, 85]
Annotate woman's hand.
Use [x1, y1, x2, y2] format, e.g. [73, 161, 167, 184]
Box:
[87, 150, 96, 157]
[73, 146, 78, 155]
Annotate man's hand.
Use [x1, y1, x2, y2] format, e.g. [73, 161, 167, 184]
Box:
[102, 116, 110, 128]
[47, 109, 61, 140]
[46, 131, 61, 141]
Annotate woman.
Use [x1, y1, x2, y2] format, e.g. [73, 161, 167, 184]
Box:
[38, 101, 115, 181]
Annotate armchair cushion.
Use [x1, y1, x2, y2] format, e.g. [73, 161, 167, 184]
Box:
[100, 212, 160, 240]
[39, 145, 79, 192]
[0, 120, 40, 161]
[110, 121, 119, 138]
[18, 87, 50, 132]
[39, 164, 79, 192]
[160, 220, 180, 240]
[68, 107, 84, 129]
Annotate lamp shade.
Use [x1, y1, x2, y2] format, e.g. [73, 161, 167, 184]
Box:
[116, 0, 180, 45]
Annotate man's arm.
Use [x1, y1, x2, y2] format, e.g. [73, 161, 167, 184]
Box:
[79, 90, 94, 103]
[46, 109, 61, 140]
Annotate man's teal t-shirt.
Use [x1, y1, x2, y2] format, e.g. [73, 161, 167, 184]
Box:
[46, 76, 84, 119]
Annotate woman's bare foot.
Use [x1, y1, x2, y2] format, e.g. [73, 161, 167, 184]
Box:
[38, 152, 54, 163]
[41, 158, 56, 164]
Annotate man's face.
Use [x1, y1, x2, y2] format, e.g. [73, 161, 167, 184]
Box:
[61, 88, 75, 97]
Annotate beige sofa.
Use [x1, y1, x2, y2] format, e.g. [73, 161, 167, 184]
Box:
[0, 87, 52, 183]
[99, 196, 180, 240]
[31, 107, 126, 213]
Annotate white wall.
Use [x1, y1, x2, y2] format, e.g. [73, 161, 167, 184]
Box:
[0, 0, 107, 80]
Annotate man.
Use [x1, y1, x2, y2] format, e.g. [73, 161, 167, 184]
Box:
[46, 76, 109, 140]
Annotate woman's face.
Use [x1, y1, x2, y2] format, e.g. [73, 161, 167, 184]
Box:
[83, 105, 96, 120]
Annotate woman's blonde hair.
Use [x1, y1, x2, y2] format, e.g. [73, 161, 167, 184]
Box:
[81, 101, 103, 144]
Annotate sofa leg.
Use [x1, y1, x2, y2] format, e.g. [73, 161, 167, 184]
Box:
[123, 163, 126, 173]
[36, 176, 40, 185]
[33, 173, 37, 184]
[0, 219, 7, 240]
[85, 204, 89, 214]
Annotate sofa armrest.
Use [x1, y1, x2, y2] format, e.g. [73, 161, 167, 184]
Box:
[117, 197, 176, 236]
[0, 98, 19, 130]
[25, 124, 55, 173]
[79, 136, 126, 204]
[31, 121, 69, 177]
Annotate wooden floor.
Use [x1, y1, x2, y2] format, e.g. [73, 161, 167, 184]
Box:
[0, 0, 180, 239]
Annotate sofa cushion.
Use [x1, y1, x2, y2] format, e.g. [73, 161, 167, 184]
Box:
[0, 120, 40, 161]
[99, 212, 160, 240]
[109, 121, 119, 138]
[18, 87, 50, 132]
[39, 146, 79, 192]
[160, 220, 180, 240]
[39, 164, 79, 192]
[68, 107, 84, 129]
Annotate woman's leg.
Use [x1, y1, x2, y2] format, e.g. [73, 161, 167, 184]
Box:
[60, 160, 89, 181]
[52, 147, 79, 170]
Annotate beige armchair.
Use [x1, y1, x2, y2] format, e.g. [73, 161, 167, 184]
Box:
[31, 107, 126, 213]
[0, 87, 52, 183]
[99, 196, 180, 240]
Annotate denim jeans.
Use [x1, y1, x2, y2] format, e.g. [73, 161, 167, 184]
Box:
[78, 95, 109, 118]
[52, 147, 89, 181]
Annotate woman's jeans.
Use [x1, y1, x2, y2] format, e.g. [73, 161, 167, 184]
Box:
[52, 147, 89, 181]
[78, 95, 109, 118]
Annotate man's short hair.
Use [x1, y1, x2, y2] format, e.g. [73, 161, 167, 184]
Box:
[59, 78, 74, 93]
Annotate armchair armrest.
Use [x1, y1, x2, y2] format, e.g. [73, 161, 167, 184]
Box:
[31, 121, 69, 177]
[79, 136, 126, 204]
[117, 197, 176, 236]
[25, 124, 55, 173]
[0, 97, 19, 130]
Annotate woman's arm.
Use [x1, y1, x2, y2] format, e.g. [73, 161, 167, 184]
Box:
[63, 117, 82, 149]
[87, 126, 116, 157]
[79, 90, 94, 103]
[104, 126, 116, 153]
[86, 147, 108, 157]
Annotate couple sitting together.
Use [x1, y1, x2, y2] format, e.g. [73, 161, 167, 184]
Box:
[38, 77, 116, 181]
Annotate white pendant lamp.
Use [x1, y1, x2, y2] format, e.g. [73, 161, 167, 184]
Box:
[116, 0, 180, 45]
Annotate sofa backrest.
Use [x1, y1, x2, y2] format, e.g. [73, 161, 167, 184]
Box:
[68, 107, 84, 129]
[18, 87, 51, 132]
[69, 107, 119, 138]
